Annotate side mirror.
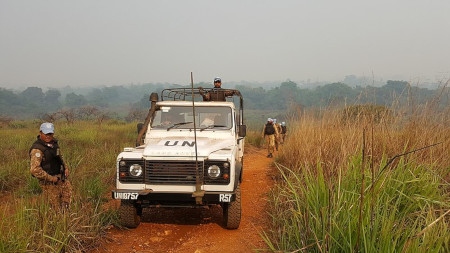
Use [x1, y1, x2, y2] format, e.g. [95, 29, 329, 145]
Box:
[238, 125, 246, 137]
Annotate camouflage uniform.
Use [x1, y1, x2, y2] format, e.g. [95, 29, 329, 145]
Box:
[274, 122, 283, 149]
[262, 119, 279, 158]
[30, 136, 72, 210]
[280, 122, 287, 143]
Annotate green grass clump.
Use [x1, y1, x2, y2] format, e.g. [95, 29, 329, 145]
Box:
[0, 119, 133, 251]
[0, 196, 117, 252]
[266, 95, 450, 252]
[264, 158, 450, 252]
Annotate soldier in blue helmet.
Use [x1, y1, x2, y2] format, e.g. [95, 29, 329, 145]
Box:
[199, 77, 240, 101]
[29, 122, 73, 211]
[281, 121, 287, 142]
[262, 118, 279, 158]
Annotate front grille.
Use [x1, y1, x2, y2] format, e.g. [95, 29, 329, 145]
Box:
[119, 159, 231, 185]
[145, 160, 203, 185]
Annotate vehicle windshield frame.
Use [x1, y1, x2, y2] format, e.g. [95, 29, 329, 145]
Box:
[151, 106, 233, 130]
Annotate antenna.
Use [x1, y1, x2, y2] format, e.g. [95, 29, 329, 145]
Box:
[190, 72, 204, 204]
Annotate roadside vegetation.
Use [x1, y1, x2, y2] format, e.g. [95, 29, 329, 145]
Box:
[0, 120, 136, 252]
[0, 85, 449, 251]
[260, 98, 450, 252]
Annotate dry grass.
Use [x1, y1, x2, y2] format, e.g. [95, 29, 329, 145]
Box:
[277, 102, 450, 180]
[265, 92, 450, 252]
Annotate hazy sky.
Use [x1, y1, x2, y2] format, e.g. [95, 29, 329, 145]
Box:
[1, 0, 449, 89]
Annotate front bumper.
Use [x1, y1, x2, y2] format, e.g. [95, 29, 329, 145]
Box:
[112, 189, 236, 206]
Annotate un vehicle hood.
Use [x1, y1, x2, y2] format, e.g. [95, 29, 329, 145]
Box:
[142, 137, 234, 157]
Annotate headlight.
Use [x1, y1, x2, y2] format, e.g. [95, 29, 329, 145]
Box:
[207, 165, 221, 179]
[129, 164, 143, 177]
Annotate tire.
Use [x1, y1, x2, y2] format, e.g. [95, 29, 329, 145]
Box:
[118, 200, 141, 228]
[223, 183, 241, 229]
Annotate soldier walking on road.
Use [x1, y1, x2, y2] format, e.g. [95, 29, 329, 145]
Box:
[29, 122, 73, 211]
[280, 121, 287, 142]
[273, 118, 283, 150]
[262, 118, 279, 158]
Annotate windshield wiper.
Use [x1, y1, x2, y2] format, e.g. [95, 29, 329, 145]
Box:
[167, 122, 193, 131]
[199, 124, 227, 131]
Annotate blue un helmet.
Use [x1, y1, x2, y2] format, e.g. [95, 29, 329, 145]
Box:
[40, 122, 55, 134]
[213, 77, 222, 87]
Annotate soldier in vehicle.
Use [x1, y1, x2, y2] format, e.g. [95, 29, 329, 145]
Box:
[262, 118, 279, 158]
[29, 122, 72, 211]
[199, 77, 240, 101]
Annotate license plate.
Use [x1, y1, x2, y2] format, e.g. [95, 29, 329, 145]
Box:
[113, 192, 139, 200]
[219, 194, 232, 202]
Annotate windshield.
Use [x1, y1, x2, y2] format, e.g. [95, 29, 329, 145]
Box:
[151, 106, 232, 130]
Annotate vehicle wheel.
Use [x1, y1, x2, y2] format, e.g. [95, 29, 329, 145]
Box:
[223, 183, 241, 229]
[118, 200, 141, 228]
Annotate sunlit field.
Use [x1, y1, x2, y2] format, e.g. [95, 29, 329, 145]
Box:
[0, 95, 449, 251]
[0, 120, 136, 252]
[261, 101, 450, 252]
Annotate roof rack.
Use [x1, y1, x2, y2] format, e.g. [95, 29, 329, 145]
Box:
[161, 88, 242, 102]
[161, 88, 202, 101]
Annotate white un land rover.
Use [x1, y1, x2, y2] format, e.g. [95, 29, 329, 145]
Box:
[112, 88, 246, 229]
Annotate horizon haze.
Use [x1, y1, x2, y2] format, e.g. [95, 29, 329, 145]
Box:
[1, 1, 450, 89]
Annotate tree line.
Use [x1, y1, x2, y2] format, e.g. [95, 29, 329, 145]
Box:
[0, 80, 448, 122]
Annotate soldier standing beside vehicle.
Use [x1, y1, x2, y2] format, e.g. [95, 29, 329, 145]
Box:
[262, 118, 279, 158]
[29, 122, 72, 211]
[199, 77, 240, 101]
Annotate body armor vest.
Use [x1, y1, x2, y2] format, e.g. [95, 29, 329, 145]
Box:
[264, 123, 275, 135]
[30, 137, 61, 176]
[209, 88, 227, 101]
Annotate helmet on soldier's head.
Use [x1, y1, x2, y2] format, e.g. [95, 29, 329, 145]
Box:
[273, 119, 277, 124]
[267, 118, 273, 122]
[281, 122, 286, 126]
[40, 122, 54, 134]
[213, 77, 222, 87]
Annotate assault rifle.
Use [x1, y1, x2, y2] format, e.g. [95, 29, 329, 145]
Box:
[56, 148, 67, 182]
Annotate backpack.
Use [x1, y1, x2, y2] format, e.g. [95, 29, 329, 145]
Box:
[264, 123, 275, 135]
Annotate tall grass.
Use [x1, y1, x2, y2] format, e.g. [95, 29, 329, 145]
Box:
[264, 98, 450, 252]
[0, 195, 117, 252]
[0, 119, 134, 251]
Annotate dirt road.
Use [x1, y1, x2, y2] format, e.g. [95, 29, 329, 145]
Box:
[91, 146, 275, 253]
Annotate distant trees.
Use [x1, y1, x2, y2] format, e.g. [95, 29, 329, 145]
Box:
[0, 80, 448, 121]
[65, 92, 87, 107]
[44, 89, 62, 111]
